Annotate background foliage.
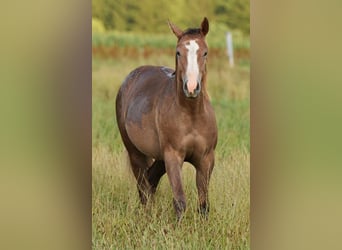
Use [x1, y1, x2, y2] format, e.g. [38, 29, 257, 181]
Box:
[92, 0, 249, 35]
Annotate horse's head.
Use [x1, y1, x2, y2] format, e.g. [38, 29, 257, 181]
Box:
[168, 18, 209, 99]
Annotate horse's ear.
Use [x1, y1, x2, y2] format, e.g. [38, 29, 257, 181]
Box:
[201, 17, 209, 36]
[168, 19, 183, 39]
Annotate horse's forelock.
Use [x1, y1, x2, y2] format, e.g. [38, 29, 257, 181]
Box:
[182, 28, 201, 36]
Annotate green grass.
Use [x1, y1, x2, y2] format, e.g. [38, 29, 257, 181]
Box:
[92, 52, 250, 249]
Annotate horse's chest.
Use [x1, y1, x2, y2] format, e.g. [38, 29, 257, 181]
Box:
[181, 131, 207, 153]
[162, 112, 216, 157]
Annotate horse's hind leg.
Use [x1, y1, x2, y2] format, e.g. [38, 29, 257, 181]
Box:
[127, 150, 152, 204]
[147, 160, 166, 194]
[116, 91, 152, 204]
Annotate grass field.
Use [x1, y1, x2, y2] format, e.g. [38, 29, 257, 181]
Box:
[92, 50, 250, 249]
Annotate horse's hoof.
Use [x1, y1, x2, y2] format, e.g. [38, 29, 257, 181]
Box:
[198, 206, 209, 219]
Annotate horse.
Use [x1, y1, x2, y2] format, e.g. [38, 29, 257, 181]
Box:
[115, 17, 217, 220]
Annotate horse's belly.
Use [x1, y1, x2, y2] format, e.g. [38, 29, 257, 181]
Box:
[125, 121, 160, 158]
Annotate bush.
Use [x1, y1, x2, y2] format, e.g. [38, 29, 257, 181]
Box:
[92, 29, 250, 50]
[92, 18, 105, 34]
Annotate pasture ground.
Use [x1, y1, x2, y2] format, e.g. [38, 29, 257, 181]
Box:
[92, 51, 250, 249]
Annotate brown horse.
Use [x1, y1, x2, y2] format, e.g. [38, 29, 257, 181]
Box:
[116, 17, 217, 220]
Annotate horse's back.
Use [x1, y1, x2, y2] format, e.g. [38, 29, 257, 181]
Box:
[117, 65, 173, 111]
[121, 65, 173, 98]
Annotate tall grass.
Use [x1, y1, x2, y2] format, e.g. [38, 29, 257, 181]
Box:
[92, 51, 250, 249]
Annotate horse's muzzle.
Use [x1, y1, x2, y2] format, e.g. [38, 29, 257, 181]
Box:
[183, 79, 201, 98]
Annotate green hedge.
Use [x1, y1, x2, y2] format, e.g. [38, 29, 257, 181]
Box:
[92, 28, 249, 50]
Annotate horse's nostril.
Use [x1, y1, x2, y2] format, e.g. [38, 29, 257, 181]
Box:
[183, 81, 188, 91]
[196, 83, 200, 91]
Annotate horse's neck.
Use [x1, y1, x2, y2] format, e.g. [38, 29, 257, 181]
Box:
[175, 76, 208, 114]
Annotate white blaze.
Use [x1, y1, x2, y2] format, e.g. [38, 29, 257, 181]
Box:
[185, 40, 199, 93]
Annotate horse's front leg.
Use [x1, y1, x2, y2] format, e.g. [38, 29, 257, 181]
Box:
[164, 150, 186, 221]
[196, 151, 215, 217]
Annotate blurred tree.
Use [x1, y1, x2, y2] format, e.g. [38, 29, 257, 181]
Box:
[92, 18, 106, 33]
[92, 0, 139, 30]
[214, 0, 250, 35]
[92, 0, 249, 35]
[133, 0, 171, 33]
[168, 0, 215, 28]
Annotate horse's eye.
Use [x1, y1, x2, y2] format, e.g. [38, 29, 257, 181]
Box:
[176, 51, 181, 57]
[203, 51, 208, 57]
